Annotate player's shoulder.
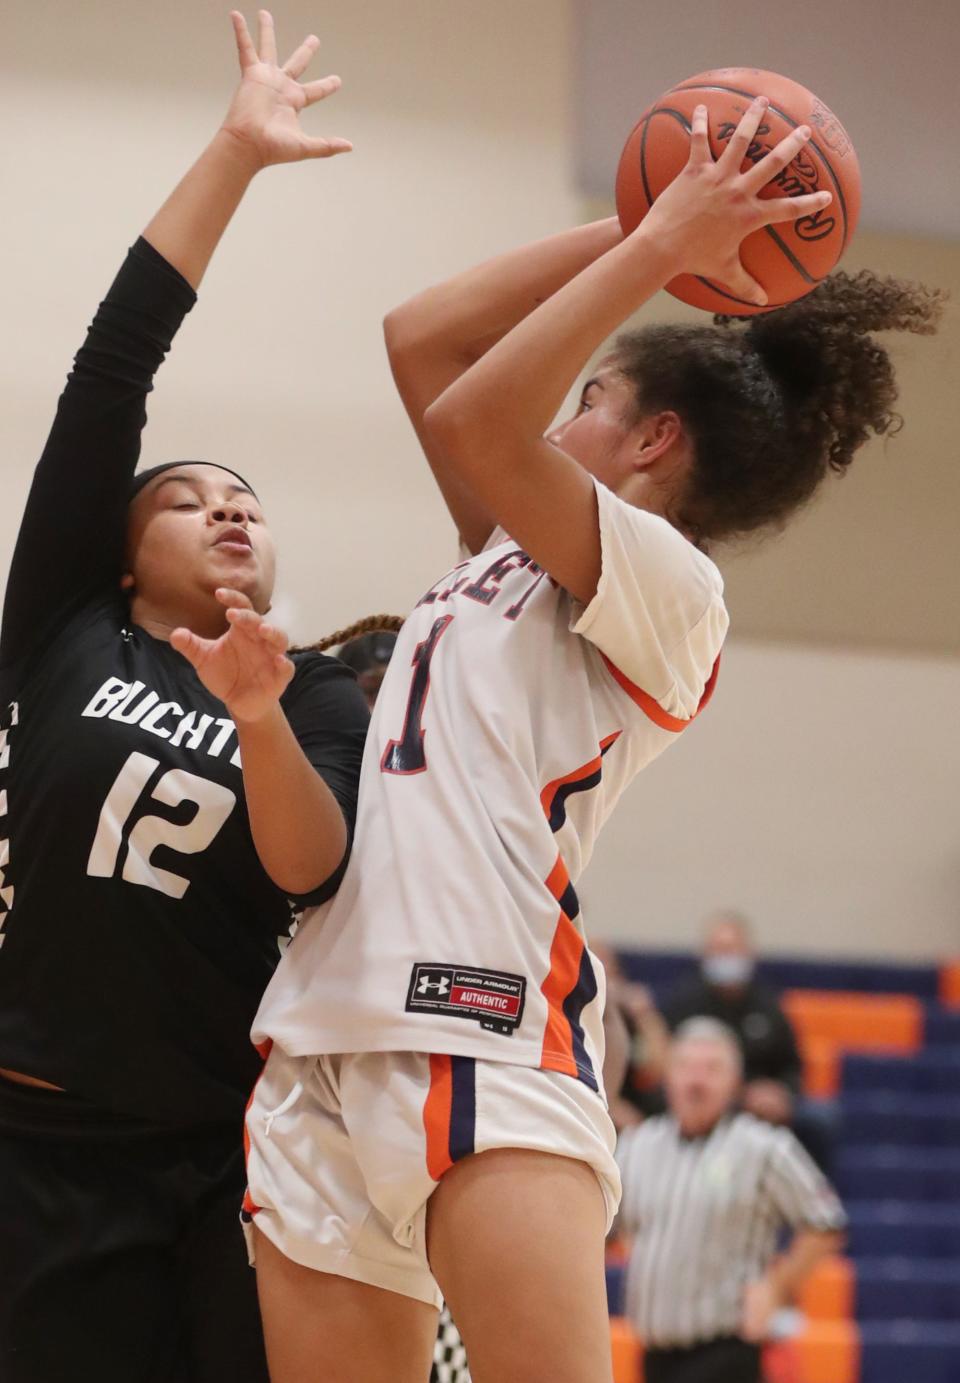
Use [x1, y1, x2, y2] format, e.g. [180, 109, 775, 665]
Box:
[288, 647, 350, 678]
[283, 649, 369, 717]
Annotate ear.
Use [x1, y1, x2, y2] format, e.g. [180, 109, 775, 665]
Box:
[630, 410, 684, 471]
[120, 572, 135, 592]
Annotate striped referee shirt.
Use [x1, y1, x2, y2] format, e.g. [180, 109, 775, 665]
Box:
[616, 1112, 847, 1349]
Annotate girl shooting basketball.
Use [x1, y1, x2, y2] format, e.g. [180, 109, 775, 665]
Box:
[0, 13, 366, 1382]
[244, 101, 941, 1383]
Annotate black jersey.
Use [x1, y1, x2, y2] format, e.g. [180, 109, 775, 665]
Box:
[0, 239, 369, 1129]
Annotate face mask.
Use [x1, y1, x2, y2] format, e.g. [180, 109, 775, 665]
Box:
[702, 954, 755, 987]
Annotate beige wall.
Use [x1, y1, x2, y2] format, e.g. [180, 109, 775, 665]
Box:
[2, 1, 956, 961]
[582, 637, 960, 961]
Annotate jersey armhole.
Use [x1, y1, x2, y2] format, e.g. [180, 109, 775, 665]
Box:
[600, 653, 721, 733]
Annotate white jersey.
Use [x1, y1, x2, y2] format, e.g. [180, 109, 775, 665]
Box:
[254, 479, 728, 1091]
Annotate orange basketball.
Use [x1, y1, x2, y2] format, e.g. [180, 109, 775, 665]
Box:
[615, 67, 861, 315]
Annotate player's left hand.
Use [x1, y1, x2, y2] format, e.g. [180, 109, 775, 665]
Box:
[171, 588, 294, 724]
[220, 10, 352, 169]
[740, 1276, 779, 1342]
[636, 96, 832, 306]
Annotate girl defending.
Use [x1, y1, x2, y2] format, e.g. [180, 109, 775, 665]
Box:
[0, 14, 366, 1381]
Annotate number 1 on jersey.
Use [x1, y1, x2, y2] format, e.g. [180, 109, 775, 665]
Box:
[380, 615, 453, 776]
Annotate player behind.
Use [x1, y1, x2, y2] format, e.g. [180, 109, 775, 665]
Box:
[0, 13, 367, 1383]
[243, 102, 942, 1382]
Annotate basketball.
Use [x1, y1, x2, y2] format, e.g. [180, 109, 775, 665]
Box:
[615, 67, 862, 315]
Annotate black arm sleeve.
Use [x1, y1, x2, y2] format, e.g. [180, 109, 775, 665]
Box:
[279, 653, 371, 907]
[0, 238, 197, 669]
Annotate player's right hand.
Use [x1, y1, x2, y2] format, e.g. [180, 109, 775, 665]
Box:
[171, 587, 295, 725]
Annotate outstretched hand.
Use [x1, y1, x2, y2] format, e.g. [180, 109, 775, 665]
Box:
[220, 9, 352, 168]
[171, 588, 294, 724]
[639, 96, 832, 306]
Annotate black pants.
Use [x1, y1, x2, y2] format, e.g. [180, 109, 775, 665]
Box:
[644, 1336, 761, 1383]
[0, 1095, 268, 1383]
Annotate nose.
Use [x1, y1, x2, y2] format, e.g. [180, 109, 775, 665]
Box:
[209, 504, 248, 526]
[546, 420, 567, 447]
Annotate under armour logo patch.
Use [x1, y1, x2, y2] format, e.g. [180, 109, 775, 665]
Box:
[406, 962, 527, 1036]
[418, 974, 451, 996]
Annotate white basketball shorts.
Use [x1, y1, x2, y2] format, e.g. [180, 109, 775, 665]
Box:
[242, 1044, 621, 1308]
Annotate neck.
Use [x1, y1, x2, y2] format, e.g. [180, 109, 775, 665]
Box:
[614, 471, 694, 542]
[129, 594, 229, 642]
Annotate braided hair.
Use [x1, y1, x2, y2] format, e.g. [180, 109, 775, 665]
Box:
[293, 613, 405, 656]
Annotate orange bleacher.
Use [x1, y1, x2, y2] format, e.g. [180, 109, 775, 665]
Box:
[783, 989, 923, 1097]
[939, 959, 960, 1009]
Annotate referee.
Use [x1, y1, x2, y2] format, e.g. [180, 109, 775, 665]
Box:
[615, 1019, 846, 1383]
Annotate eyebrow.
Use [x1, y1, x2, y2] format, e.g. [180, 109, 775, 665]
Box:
[580, 377, 605, 395]
[152, 475, 258, 502]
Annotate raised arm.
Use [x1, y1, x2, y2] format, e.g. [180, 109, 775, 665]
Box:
[0, 10, 349, 671]
[383, 219, 622, 554]
[421, 100, 832, 601]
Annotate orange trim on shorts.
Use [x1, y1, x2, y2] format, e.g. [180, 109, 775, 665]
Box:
[539, 855, 585, 1079]
[424, 1053, 454, 1181]
[600, 653, 721, 732]
[241, 1037, 274, 1218]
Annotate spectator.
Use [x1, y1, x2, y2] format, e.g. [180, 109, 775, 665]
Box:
[663, 913, 800, 1124]
[337, 630, 398, 709]
[662, 912, 838, 1171]
[616, 1019, 846, 1383]
[594, 942, 670, 1129]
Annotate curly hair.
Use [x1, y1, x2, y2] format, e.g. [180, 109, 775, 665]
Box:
[611, 270, 945, 546]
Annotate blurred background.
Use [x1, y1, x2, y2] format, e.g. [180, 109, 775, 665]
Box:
[2, 2, 958, 1380]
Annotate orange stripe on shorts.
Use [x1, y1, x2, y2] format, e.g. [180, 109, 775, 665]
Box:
[424, 1053, 454, 1181]
[241, 1037, 274, 1218]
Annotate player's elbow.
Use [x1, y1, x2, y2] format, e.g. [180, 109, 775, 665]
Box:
[423, 392, 497, 479]
[383, 303, 439, 368]
[383, 305, 414, 362]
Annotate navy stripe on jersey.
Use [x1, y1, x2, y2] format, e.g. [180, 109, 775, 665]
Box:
[546, 738, 618, 834]
[562, 947, 599, 1093]
[559, 879, 581, 924]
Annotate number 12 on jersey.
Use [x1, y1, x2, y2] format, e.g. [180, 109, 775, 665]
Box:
[380, 615, 452, 776]
[88, 752, 236, 898]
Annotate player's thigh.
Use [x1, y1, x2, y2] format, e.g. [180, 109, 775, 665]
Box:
[426, 1147, 614, 1383]
[253, 1224, 439, 1383]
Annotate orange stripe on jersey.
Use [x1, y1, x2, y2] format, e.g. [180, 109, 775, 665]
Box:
[424, 1053, 454, 1181]
[539, 732, 622, 824]
[544, 852, 572, 906]
[540, 907, 585, 1080]
[601, 653, 721, 732]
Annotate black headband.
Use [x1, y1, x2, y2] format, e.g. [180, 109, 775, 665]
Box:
[129, 461, 259, 502]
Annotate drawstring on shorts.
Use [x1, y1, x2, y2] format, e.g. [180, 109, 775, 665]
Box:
[263, 1080, 303, 1137]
